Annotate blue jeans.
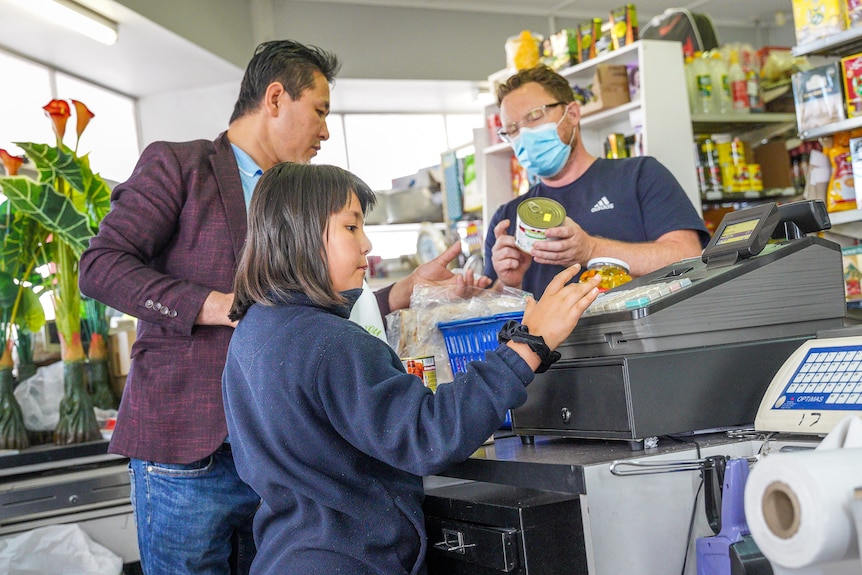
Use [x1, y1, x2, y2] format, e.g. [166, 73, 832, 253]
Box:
[129, 447, 260, 575]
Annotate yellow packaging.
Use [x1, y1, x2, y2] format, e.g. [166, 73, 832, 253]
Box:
[721, 164, 751, 192]
[506, 30, 542, 71]
[826, 132, 857, 211]
[577, 18, 603, 63]
[792, 0, 845, 46]
[749, 164, 764, 191]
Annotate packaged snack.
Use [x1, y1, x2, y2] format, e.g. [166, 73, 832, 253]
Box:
[792, 63, 846, 132]
[825, 132, 857, 212]
[791, 0, 845, 45]
[577, 18, 603, 63]
[506, 30, 542, 71]
[548, 29, 578, 71]
[841, 52, 862, 118]
[842, 244, 862, 300]
[609, 4, 638, 50]
[847, 0, 862, 28]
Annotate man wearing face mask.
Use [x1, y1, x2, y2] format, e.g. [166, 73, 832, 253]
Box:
[484, 65, 710, 299]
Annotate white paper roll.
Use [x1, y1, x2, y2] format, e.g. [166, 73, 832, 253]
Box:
[744, 447, 862, 569]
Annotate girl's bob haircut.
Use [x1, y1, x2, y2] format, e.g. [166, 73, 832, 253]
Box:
[230, 162, 376, 320]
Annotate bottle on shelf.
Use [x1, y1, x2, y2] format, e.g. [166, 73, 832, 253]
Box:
[684, 54, 697, 114]
[710, 51, 731, 115]
[741, 44, 764, 113]
[691, 51, 715, 115]
[728, 50, 750, 114]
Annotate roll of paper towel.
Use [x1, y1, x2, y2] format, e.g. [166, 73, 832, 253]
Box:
[744, 447, 862, 569]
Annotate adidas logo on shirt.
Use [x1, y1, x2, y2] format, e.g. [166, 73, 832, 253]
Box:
[590, 196, 615, 213]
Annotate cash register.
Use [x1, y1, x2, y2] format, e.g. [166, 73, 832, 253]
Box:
[511, 200, 848, 448]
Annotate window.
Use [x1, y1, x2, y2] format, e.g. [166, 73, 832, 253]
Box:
[0, 49, 139, 184]
[56, 73, 139, 183]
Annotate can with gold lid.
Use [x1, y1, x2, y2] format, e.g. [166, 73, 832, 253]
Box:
[579, 257, 632, 291]
[515, 197, 566, 253]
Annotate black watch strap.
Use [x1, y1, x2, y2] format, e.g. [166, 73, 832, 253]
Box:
[497, 320, 561, 374]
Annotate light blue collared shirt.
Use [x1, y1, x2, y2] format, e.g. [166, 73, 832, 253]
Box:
[231, 143, 263, 208]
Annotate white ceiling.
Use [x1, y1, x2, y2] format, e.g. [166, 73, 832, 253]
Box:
[297, 0, 794, 28]
[0, 0, 794, 101]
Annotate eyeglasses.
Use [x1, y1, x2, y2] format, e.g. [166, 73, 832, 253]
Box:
[496, 102, 566, 143]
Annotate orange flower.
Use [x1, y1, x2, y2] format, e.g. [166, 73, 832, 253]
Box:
[0, 149, 24, 176]
[43, 99, 71, 142]
[71, 100, 95, 140]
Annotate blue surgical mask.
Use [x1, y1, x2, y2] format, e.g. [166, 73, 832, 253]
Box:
[510, 113, 573, 178]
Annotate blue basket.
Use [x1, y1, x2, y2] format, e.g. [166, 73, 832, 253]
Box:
[437, 311, 524, 429]
[437, 311, 524, 375]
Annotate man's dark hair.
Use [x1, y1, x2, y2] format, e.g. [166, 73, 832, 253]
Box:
[495, 65, 575, 106]
[230, 40, 341, 123]
[230, 163, 376, 321]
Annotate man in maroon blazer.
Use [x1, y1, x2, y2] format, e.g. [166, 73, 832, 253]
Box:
[79, 40, 482, 575]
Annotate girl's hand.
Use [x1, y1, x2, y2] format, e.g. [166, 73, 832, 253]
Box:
[521, 264, 601, 350]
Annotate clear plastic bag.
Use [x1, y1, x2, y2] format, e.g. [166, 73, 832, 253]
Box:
[387, 285, 528, 384]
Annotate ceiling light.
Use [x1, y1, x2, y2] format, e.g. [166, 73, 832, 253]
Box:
[11, 0, 118, 45]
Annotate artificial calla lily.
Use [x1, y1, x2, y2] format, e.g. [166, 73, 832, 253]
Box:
[70, 100, 95, 144]
[43, 99, 71, 144]
[0, 150, 23, 176]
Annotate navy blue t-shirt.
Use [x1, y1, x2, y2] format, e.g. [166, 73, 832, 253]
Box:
[483, 157, 711, 298]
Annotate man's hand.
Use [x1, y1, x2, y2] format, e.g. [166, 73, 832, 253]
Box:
[196, 291, 237, 328]
[530, 216, 596, 268]
[388, 242, 492, 312]
[491, 219, 531, 289]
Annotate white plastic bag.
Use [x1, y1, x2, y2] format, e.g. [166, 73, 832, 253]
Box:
[13, 361, 64, 431]
[0, 524, 122, 574]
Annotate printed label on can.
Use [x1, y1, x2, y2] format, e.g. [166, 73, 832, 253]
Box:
[515, 198, 566, 253]
[401, 356, 438, 392]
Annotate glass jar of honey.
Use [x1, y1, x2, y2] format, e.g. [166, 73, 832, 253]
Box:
[579, 257, 632, 291]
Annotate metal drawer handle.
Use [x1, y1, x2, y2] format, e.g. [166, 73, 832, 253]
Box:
[433, 528, 476, 554]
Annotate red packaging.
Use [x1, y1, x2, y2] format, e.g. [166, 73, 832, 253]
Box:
[841, 53, 862, 118]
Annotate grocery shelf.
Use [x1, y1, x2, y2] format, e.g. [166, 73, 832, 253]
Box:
[792, 27, 862, 58]
[799, 116, 862, 140]
[701, 187, 799, 203]
[691, 113, 797, 135]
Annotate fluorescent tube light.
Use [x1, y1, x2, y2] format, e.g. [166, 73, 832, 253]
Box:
[12, 0, 119, 45]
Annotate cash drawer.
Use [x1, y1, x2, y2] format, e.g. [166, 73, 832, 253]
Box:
[423, 482, 586, 575]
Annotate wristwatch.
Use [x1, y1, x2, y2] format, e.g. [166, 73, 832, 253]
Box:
[497, 320, 561, 374]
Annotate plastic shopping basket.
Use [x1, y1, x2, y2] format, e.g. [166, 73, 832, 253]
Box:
[437, 311, 524, 375]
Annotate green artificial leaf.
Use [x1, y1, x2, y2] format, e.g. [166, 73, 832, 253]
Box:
[0, 201, 49, 279]
[15, 143, 111, 229]
[0, 176, 92, 256]
[0, 271, 17, 309]
[19, 287, 46, 333]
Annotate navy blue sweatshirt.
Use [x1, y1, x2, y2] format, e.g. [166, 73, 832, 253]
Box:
[222, 290, 534, 575]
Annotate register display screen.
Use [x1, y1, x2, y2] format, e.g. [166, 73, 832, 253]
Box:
[715, 218, 759, 246]
[702, 202, 781, 263]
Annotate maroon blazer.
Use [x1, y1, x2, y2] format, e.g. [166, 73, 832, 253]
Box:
[79, 132, 247, 464]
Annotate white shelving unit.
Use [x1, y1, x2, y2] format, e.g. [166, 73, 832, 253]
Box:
[477, 40, 699, 226]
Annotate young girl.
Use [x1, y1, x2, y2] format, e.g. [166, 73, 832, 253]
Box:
[222, 162, 601, 575]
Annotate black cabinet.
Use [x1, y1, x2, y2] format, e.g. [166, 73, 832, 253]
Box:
[423, 482, 587, 575]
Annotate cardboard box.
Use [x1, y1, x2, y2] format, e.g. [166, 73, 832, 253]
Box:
[792, 63, 846, 132]
[753, 140, 793, 190]
[792, 0, 845, 45]
[577, 64, 631, 117]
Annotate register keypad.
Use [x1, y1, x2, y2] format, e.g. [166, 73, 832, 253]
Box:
[583, 278, 693, 317]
